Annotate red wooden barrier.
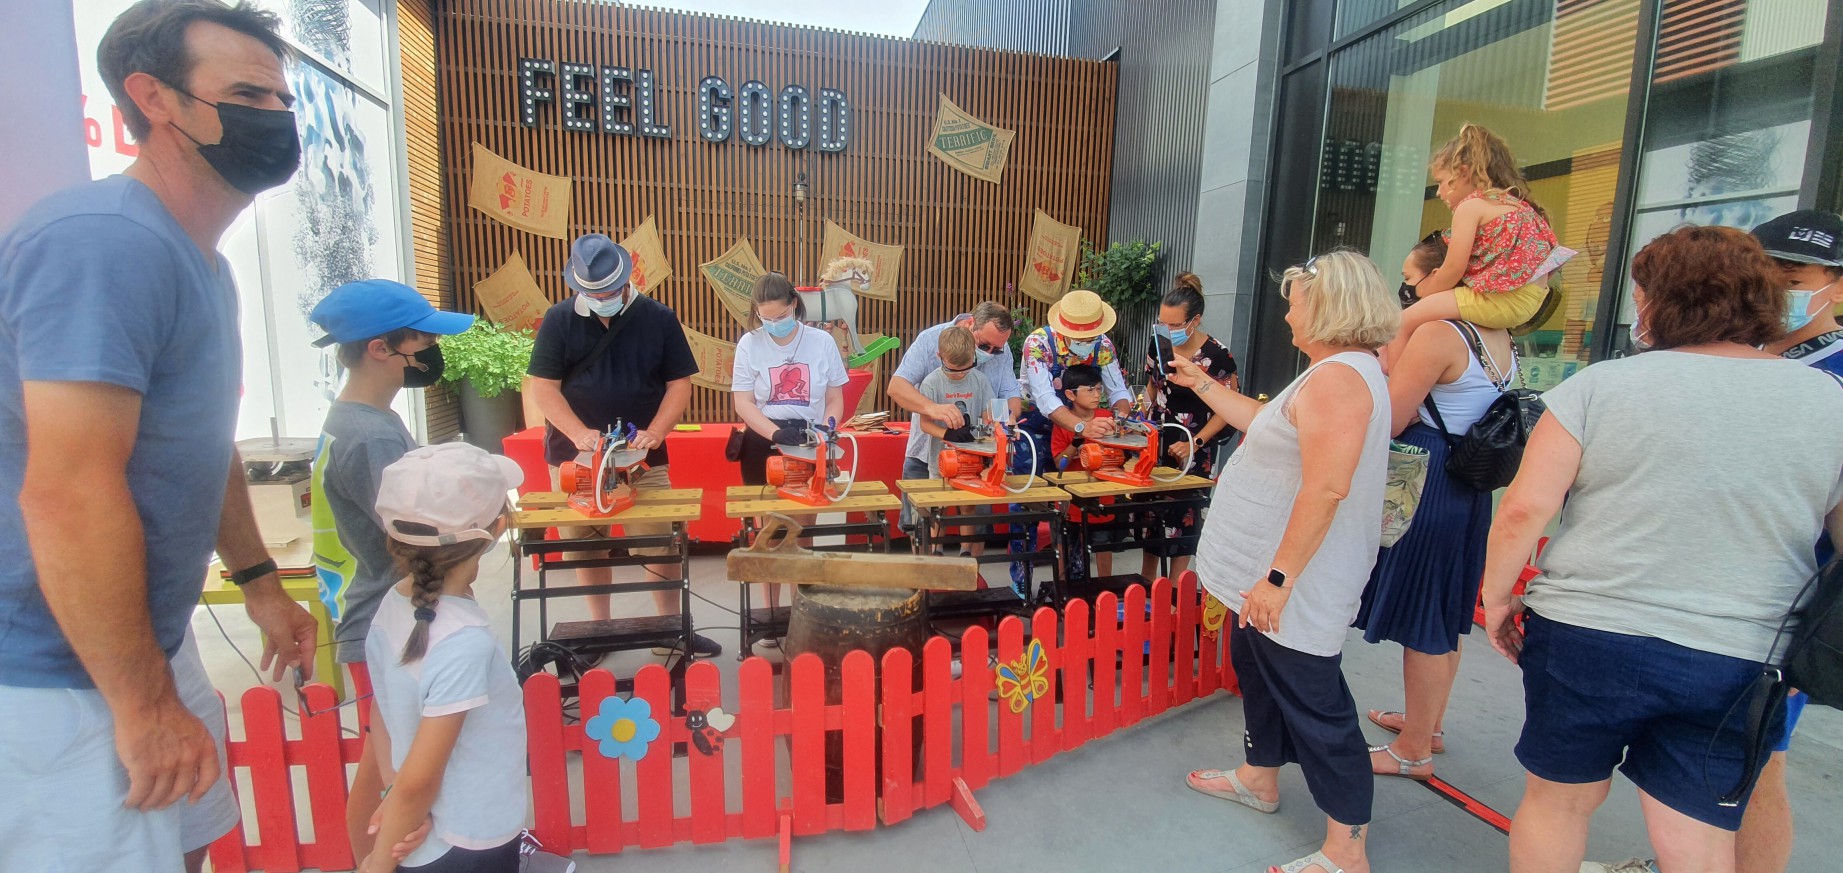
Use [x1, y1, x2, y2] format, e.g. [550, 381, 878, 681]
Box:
[208, 577, 1239, 869]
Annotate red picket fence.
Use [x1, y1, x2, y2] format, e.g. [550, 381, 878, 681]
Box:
[208, 574, 1238, 871]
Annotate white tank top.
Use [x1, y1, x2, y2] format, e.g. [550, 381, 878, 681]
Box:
[1418, 321, 1517, 434]
[1192, 351, 1393, 657]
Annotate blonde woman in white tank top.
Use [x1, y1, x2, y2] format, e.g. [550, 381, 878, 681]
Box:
[1166, 252, 1398, 873]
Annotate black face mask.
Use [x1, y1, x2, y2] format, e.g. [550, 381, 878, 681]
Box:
[1398, 281, 1420, 308]
[396, 345, 444, 389]
[165, 83, 301, 195]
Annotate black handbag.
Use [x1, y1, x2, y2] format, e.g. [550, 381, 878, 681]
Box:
[1422, 321, 1545, 492]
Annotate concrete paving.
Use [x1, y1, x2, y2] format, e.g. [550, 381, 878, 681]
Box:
[192, 543, 1843, 872]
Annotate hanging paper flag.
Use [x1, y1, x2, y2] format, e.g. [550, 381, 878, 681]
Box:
[927, 95, 1016, 185]
[1018, 208, 1082, 304]
[699, 239, 767, 329]
[683, 325, 739, 391]
[619, 215, 673, 295]
[820, 220, 902, 302]
[472, 251, 552, 332]
[468, 143, 571, 239]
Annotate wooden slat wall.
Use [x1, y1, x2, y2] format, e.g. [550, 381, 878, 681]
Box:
[430, 0, 1117, 422]
[397, 0, 461, 440]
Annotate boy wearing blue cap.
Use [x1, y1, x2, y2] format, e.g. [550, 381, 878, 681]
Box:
[308, 278, 473, 860]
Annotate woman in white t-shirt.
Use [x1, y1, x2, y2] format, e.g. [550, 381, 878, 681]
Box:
[731, 272, 848, 627]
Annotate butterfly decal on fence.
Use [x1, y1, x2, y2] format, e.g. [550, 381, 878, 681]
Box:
[994, 639, 1050, 714]
[1201, 593, 1228, 640]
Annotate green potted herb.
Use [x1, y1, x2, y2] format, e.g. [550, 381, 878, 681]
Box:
[439, 320, 535, 452]
[1074, 239, 1164, 371]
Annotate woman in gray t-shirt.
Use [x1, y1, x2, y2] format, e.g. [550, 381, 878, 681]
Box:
[1170, 251, 1399, 873]
[1481, 225, 1843, 870]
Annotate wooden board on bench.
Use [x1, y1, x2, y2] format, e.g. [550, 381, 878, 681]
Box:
[725, 482, 891, 500]
[723, 492, 901, 518]
[518, 487, 703, 509]
[898, 478, 1067, 510]
[1046, 470, 1215, 499]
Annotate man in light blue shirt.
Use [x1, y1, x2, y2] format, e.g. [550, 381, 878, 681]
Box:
[0, 4, 317, 872]
[887, 302, 1024, 482]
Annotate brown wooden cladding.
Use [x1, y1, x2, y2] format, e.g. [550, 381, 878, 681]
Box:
[431, 0, 1117, 422]
[397, 0, 461, 440]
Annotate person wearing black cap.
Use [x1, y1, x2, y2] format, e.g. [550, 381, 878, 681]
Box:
[1756, 209, 1843, 378]
[524, 233, 720, 659]
[307, 278, 474, 860]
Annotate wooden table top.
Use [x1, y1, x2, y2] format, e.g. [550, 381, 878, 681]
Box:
[723, 492, 902, 518]
[1046, 470, 1215, 499]
[897, 477, 1068, 509]
[723, 481, 893, 500]
[511, 488, 704, 529]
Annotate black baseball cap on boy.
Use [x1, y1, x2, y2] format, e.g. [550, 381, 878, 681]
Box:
[1751, 210, 1843, 267]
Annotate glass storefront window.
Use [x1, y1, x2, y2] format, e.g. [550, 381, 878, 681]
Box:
[1612, 0, 1834, 351]
[1312, 0, 1641, 389]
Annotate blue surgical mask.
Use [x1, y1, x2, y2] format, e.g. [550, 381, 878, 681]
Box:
[1785, 282, 1835, 332]
[975, 347, 993, 365]
[1067, 339, 1097, 358]
[761, 315, 798, 338]
[584, 293, 624, 318]
[1155, 323, 1191, 346]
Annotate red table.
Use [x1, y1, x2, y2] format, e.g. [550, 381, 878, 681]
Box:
[503, 422, 914, 544]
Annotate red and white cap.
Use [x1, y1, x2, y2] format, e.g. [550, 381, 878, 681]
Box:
[375, 443, 525, 547]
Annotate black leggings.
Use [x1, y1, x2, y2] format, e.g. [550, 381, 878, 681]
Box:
[399, 837, 521, 872]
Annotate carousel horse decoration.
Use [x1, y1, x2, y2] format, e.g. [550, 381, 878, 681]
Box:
[798, 256, 874, 356]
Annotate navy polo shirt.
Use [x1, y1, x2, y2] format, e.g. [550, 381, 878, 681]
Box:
[526, 294, 699, 466]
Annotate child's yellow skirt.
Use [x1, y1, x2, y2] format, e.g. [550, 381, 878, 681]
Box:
[1454, 282, 1549, 330]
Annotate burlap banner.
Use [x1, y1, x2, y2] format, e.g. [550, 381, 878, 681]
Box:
[619, 215, 673, 296]
[1018, 208, 1082, 304]
[819, 220, 902, 302]
[926, 95, 1016, 185]
[468, 143, 571, 239]
[699, 238, 767, 329]
[683, 326, 738, 391]
[472, 251, 551, 332]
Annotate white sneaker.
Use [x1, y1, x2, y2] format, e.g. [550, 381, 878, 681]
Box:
[519, 830, 577, 873]
[1581, 861, 1657, 873]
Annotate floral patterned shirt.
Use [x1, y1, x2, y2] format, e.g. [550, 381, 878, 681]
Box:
[1019, 326, 1132, 414]
[1442, 190, 1559, 294]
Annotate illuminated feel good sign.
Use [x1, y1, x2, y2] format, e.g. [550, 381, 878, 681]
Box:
[517, 59, 850, 153]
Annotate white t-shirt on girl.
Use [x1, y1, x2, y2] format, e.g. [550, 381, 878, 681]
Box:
[365, 589, 527, 867]
[732, 324, 850, 425]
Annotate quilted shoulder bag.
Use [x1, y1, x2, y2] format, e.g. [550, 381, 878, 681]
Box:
[1422, 321, 1545, 492]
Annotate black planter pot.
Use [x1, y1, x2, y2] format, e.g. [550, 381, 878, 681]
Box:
[456, 379, 523, 453]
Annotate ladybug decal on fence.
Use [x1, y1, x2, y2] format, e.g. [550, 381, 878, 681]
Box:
[684, 706, 736, 756]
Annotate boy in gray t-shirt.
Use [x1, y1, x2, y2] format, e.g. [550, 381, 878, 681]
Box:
[307, 278, 473, 858]
[914, 326, 998, 476]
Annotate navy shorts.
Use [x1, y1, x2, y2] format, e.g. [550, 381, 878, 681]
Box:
[1515, 613, 1784, 830]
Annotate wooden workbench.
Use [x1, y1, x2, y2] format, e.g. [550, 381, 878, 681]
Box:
[725, 483, 901, 655]
[721, 481, 901, 518]
[896, 476, 1069, 509]
[513, 487, 704, 529]
[1045, 469, 1215, 499]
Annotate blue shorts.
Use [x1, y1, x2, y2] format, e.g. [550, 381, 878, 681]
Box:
[0, 630, 238, 871]
[1773, 690, 1808, 753]
[1515, 613, 1783, 830]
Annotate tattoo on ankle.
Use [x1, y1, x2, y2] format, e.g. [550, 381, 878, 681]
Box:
[1348, 825, 1363, 840]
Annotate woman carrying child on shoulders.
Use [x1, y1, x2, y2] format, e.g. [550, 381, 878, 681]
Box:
[1356, 235, 1515, 782]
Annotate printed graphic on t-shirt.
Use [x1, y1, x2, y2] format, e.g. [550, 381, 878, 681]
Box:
[767, 362, 812, 408]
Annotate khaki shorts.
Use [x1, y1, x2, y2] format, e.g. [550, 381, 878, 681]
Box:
[1453, 281, 1548, 330]
[550, 463, 676, 558]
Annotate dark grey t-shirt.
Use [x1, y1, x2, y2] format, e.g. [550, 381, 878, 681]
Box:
[321, 401, 416, 663]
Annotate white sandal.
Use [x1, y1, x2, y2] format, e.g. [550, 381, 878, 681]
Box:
[1185, 768, 1279, 813]
[1270, 850, 1346, 873]
[1369, 742, 1433, 781]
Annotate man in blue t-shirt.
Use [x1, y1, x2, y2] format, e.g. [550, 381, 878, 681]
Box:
[0, 4, 316, 871]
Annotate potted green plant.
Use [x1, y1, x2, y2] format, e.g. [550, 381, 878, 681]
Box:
[439, 320, 535, 452]
[1074, 239, 1164, 370]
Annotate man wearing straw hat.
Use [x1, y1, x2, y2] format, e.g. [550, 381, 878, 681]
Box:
[1015, 288, 1135, 465]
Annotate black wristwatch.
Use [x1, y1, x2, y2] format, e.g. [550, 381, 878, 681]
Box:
[1266, 567, 1290, 588]
[229, 557, 279, 587]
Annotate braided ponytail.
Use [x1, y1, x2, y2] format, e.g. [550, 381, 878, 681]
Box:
[385, 520, 498, 664]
